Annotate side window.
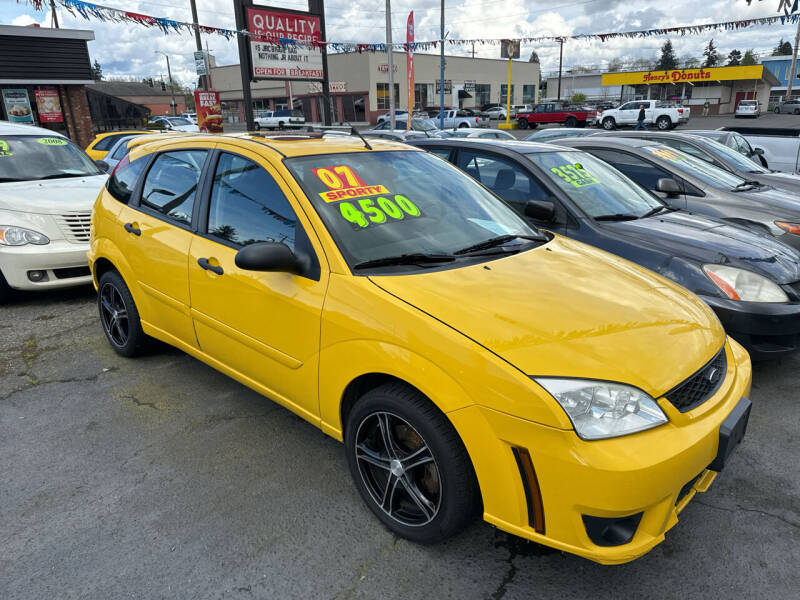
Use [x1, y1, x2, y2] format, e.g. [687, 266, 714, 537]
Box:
[456, 151, 549, 213]
[588, 149, 676, 192]
[94, 134, 126, 152]
[106, 155, 148, 204]
[207, 153, 297, 250]
[427, 147, 453, 161]
[140, 150, 207, 225]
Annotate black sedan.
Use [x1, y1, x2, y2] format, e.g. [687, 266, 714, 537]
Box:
[410, 138, 800, 359]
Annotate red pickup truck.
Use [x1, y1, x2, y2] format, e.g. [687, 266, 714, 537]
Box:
[516, 102, 597, 129]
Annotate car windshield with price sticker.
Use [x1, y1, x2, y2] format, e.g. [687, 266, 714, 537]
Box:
[526, 150, 665, 219]
[0, 135, 102, 183]
[285, 150, 542, 269]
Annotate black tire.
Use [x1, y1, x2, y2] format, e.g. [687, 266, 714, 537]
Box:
[97, 270, 150, 357]
[458, 122, 469, 128]
[517, 118, 528, 129]
[602, 117, 616, 130]
[565, 116, 577, 128]
[656, 115, 672, 130]
[794, 109, 800, 115]
[0, 268, 14, 304]
[775, 107, 781, 114]
[344, 382, 480, 544]
[254, 122, 261, 131]
[278, 121, 285, 130]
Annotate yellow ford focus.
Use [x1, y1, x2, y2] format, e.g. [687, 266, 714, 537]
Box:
[88, 133, 751, 564]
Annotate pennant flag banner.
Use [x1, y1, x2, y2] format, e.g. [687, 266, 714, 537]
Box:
[22, 0, 800, 51]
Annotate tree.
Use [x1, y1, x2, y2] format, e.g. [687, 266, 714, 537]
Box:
[656, 40, 678, 70]
[727, 49, 742, 66]
[773, 39, 793, 56]
[630, 57, 655, 71]
[571, 93, 587, 103]
[682, 55, 700, 68]
[702, 39, 719, 68]
[528, 50, 539, 63]
[92, 59, 103, 81]
[607, 57, 624, 72]
[742, 49, 758, 66]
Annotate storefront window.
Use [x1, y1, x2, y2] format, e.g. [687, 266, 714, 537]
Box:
[414, 83, 428, 109]
[376, 83, 400, 110]
[500, 84, 515, 104]
[474, 84, 491, 107]
[522, 84, 537, 104]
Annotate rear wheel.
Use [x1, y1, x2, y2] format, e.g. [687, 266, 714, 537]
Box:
[98, 270, 150, 357]
[517, 118, 528, 129]
[254, 122, 261, 131]
[602, 117, 616, 130]
[775, 107, 781, 114]
[564, 116, 577, 128]
[278, 121, 285, 130]
[344, 382, 480, 543]
[656, 115, 672, 130]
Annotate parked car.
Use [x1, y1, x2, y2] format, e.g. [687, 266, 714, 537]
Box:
[688, 129, 769, 168]
[85, 129, 151, 160]
[181, 112, 198, 124]
[433, 129, 516, 140]
[254, 109, 305, 131]
[735, 100, 760, 118]
[101, 134, 141, 172]
[482, 106, 511, 120]
[369, 118, 439, 137]
[516, 102, 598, 129]
[711, 126, 800, 174]
[411, 137, 800, 359]
[557, 136, 800, 254]
[523, 127, 601, 142]
[598, 100, 683, 130]
[431, 109, 486, 128]
[88, 131, 751, 564]
[148, 116, 200, 132]
[376, 110, 429, 124]
[603, 131, 800, 194]
[773, 98, 800, 114]
[362, 131, 429, 142]
[0, 122, 107, 301]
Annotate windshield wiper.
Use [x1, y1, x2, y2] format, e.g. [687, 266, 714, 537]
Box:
[353, 253, 455, 270]
[640, 205, 673, 218]
[593, 213, 640, 221]
[453, 234, 545, 255]
[38, 172, 95, 180]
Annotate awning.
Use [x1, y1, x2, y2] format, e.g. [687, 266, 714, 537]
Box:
[458, 90, 472, 99]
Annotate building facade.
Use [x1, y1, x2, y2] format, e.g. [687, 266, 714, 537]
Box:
[209, 51, 540, 124]
[0, 24, 95, 147]
[760, 55, 798, 103]
[87, 81, 187, 116]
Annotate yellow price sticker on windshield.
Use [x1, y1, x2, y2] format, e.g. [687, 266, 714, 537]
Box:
[36, 137, 67, 146]
[551, 164, 599, 188]
[0, 140, 11, 157]
[650, 148, 684, 161]
[338, 194, 422, 229]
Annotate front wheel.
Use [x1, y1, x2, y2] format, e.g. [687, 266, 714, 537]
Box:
[517, 118, 528, 129]
[278, 121, 285, 130]
[602, 117, 616, 130]
[656, 115, 672, 130]
[98, 270, 150, 357]
[253, 122, 261, 131]
[344, 383, 480, 543]
[775, 107, 781, 114]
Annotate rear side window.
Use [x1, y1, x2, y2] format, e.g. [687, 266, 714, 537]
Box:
[587, 149, 674, 191]
[106, 155, 148, 204]
[140, 150, 207, 225]
[94, 134, 129, 151]
[206, 152, 297, 250]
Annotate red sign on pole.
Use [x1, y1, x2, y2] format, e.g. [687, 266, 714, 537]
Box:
[194, 90, 222, 133]
[247, 8, 323, 80]
[407, 11, 414, 130]
[34, 89, 63, 123]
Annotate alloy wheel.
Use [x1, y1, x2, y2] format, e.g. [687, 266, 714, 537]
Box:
[354, 411, 441, 527]
[99, 282, 129, 348]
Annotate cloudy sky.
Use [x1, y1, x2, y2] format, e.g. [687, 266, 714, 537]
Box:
[3, 0, 798, 85]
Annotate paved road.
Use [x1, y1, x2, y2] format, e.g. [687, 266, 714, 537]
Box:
[1, 285, 798, 600]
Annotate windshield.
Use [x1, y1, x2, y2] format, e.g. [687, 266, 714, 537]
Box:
[167, 118, 192, 126]
[411, 118, 438, 132]
[285, 151, 539, 268]
[526, 150, 664, 218]
[0, 135, 102, 182]
[693, 136, 766, 173]
[641, 145, 746, 189]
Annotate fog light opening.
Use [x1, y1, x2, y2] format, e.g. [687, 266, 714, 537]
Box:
[582, 513, 643, 547]
[27, 270, 49, 282]
[511, 447, 545, 534]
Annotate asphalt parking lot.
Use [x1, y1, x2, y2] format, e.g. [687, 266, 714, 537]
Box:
[1, 285, 798, 599]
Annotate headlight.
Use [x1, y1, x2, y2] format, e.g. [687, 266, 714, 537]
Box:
[0, 225, 50, 246]
[533, 378, 668, 440]
[703, 264, 788, 302]
[775, 221, 800, 235]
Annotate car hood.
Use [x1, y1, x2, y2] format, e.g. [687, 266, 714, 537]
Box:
[757, 171, 800, 192]
[604, 210, 800, 284]
[369, 236, 723, 397]
[0, 175, 106, 214]
[736, 186, 800, 215]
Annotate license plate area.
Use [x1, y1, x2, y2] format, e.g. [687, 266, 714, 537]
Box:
[709, 397, 751, 472]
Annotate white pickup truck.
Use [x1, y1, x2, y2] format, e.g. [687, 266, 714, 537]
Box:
[435, 109, 487, 128]
[254, 109, 305, 130]
[597, 100, 686, 131]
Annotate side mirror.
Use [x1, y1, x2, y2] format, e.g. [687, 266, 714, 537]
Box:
[753, 147, 765, 156]
[95, 159, 110, 173]
[235, 242, 301, 274]
[656, 178, 682, 197]
[524, 200, 555, 221]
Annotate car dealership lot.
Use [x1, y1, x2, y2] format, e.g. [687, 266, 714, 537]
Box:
[1, 287, 798, 599]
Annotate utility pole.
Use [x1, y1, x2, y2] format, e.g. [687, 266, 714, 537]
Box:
[189, 0, 207, 90]
[50, 0, 59, 28]
[439, 0, 445, 129]
[386, 0, 395, 130]
[787, 18, 800, 101]
[557, 38, 564, 101]
[156, 52, 178, 116]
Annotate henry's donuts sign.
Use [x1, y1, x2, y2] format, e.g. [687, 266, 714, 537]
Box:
[642, 70, 713, 83]
[601, 64, 764, 86]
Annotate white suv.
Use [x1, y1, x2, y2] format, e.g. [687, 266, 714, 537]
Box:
[0, 122, 107, 301]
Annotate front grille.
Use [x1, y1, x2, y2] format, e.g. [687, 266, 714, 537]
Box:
[55, 212, 92, 243]
[53, 266, 91, 280]
[665, 348, 727, 412]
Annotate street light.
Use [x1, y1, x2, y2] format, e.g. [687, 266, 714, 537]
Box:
[154, 51, 178, 116]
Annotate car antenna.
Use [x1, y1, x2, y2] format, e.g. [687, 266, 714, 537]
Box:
[345, 121, 372, 150]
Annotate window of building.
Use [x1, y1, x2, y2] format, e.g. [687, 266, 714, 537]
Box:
[500, 84, 515, 104]
[474, 84, 491, 107]
[207, 152, 297, 250]
[140, 150, 207, 225]
[376, 83, 400, 110]
[414, 83, 428, 109]
[522, 84, 537, 104]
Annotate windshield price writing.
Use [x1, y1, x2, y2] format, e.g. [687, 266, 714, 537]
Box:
[339, 194, 422, 229]
[550, 163, 599, 188]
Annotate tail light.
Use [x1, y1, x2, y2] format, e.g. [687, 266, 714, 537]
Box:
[475, 117, 479, 124]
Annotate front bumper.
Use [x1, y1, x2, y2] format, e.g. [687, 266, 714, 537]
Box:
[448, 338, 751, 564]
[0, 241, 91, 291]
[701, 294, 800, 359]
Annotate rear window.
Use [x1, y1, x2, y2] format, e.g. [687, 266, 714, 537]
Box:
[106, 155, 148, 204]
[94, 133, 141, 151]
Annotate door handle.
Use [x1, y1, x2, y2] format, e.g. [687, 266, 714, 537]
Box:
[197, 257, 224, 276]
[123, 222, 141, 236]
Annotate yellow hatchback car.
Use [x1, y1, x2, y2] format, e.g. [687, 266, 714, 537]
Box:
[88, 133, 752, 564]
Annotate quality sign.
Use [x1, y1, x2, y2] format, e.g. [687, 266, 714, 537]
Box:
[247, 7, 323, 80]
